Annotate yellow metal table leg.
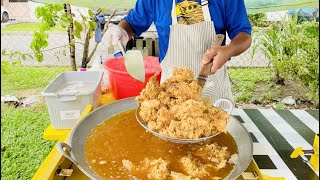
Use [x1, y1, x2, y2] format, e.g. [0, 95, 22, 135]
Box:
[310, 134, 319, 171]
[32, 105, 93, 180]
[291, 134, 319, 171]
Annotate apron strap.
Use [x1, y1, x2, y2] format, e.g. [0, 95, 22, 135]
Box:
[171, 0, 212, 25]
[172, 0, 178, 24]
[201, 0, 212, 22]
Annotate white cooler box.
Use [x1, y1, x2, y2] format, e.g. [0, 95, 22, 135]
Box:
[42, 71, 103, 129]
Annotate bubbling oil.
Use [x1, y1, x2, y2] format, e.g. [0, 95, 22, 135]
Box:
[85, 109, 238, 179]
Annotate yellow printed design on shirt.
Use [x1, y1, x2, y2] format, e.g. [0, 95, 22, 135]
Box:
[176, 0, 204, 25]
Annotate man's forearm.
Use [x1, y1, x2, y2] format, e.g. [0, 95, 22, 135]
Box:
[118, 20, 134, 40]
[226, 32, 252, 57]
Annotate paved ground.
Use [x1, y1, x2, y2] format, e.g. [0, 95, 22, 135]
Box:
[1, 21, 12, 27]
[1, 31, 269, 67]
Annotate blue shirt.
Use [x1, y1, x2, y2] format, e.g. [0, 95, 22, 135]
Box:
[124, 0, 252, 62]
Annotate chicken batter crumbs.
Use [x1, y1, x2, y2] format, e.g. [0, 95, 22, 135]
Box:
[179, 155, 209, 177]
[122, 142, 233, 179]
[136, 67, 230, 139]
[170, 171, 200, 180]
[122, 158, 170, 180]
[194, 143, 231, 169]
[179, 142, 233, 178]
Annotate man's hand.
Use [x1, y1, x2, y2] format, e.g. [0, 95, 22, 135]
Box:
[105, 24, 129, 46]
[201, 32, 252, 74]
[202, 46, 232, 74]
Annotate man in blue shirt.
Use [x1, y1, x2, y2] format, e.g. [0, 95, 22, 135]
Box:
[106, 0, 252, 106]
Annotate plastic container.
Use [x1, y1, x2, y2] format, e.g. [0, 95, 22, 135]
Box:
[88, 56, 111, 92]
[41, 71, 103, 129]
[103, 56, 162, 100]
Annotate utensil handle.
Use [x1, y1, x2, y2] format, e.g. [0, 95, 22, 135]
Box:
[198, 34, 225, 88]
[56, 142, 78, 165]
[213, 98, 234, 114]
[212, 34, 225, 47]
[118, 41, 126, 56]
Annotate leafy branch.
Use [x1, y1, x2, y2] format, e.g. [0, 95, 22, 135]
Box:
[2, 4, 117, 72]
[30, 4, 65, 62]
[248, 13, 267, 27]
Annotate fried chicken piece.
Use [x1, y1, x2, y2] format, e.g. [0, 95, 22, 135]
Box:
[171, 99, 209, 120]
[144, 158, 170, 180]
[136, 74, 161, 104]
[139, 100, 161, 122]
[170, 171, 200, 180]
[147, 107, 173, 131]
[122, 159, 134, 171]
[157, 91, 173, 107]
[158, 100, 224, 139]
[179, 155, 209, 178]
[160, 117, 209, 139]
[193, 143, 231, 170]
[156, 107, 173, 127]
[122, 158, 170, 180]
[201, 97, 213, 107]
[137, 67, 230, 140]
[166, 67, 195, 83]
[209, 110, 229, 132]
[164, 81, 202, 101]
[228, 154, 239, 164]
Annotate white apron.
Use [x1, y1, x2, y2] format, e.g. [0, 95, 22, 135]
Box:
[160, 0, 233, 107]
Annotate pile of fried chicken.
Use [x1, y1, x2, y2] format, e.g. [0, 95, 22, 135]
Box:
[136, 67, 230, 139]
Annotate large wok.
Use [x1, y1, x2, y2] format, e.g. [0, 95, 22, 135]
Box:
[57, 97, 253, 180]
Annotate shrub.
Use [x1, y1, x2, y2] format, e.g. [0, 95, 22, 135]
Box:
[252, 15, 319, 105]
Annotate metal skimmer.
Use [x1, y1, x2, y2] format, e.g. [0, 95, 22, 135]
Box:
[136, 98, 234, 144]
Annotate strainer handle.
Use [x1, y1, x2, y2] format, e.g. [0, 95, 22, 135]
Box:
[56, 142, 78, 165]
[213, 98, 234, 115]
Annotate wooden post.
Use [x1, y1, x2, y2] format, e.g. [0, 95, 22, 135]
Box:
[82, 30, 91, 68]
[154, 38, 159, 57]
[136, 39, 143, 51]
[146, 38, 153, 56]
[64, 4, 77, 71]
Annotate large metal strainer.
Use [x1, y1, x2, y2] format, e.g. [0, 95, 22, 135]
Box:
[135, 98, 234, 144]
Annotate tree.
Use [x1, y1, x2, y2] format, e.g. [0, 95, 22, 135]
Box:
[248, 13, 267, 27]
[1, 4, 116, 72]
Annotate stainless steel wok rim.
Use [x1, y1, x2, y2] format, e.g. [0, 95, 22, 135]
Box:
[68, 97, 138, 141]
[67, 97, 138, 180]
[224, 115, 253, 180]
[59, 97, 253, 180]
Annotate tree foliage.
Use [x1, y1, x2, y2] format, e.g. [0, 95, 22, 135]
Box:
[248, 13, 267, 27]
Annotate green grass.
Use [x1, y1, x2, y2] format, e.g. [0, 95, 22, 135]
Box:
[1, 66, 69, 96]
[1, 104, 56, 180]
[1, 23, 67, 32]
[228, 67, 273, 103]
[1, 66, 69, 179]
